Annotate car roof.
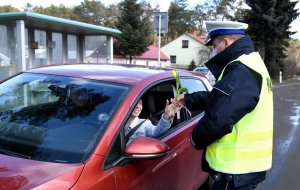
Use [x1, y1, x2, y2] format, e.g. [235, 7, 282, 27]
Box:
[25, 64, 195, 85]
[193, 66, 208, 70]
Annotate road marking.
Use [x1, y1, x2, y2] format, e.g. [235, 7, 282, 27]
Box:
[278, 103, 300, 154]
[273, 83, 300, 88]
[283, 98, 300, 103]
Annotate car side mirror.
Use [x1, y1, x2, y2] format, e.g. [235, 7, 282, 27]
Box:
[111, 136, 170, 167]
[124, 136, 170, 159]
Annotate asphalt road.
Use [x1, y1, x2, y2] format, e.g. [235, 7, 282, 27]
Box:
[256, 82, 300, 190]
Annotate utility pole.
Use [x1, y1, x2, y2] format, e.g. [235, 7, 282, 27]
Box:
[153, 12, 168, 68]
[158, 14, 161, 67]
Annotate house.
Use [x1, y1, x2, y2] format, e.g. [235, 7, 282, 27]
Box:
[161, 32, 210, 69]
[113, 45, 170, 67]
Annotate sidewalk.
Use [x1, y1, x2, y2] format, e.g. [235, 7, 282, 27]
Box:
[273, 75, 300, 86]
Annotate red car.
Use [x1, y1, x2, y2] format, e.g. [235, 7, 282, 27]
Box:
[0, 64, 211, 190]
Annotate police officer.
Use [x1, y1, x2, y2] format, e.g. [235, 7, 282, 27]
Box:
[177, 21, 273, 190]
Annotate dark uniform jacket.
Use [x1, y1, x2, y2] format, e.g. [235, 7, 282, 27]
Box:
[185, 35, 263, 174]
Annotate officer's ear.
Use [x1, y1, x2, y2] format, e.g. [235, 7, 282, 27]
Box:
[223, 37, 234, 48]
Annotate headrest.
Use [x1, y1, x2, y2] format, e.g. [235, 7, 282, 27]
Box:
[147, 94, 156, 113]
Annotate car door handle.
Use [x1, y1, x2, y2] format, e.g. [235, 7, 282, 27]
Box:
[152, 152, 178, 173]
[152, 139, 190, 173]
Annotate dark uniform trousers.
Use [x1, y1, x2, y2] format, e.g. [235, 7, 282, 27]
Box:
[211, 171, 266, 190]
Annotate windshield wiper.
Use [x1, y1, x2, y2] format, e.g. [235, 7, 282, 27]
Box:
[0, 148, 31, 159]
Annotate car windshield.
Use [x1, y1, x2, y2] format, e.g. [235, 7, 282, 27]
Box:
[0, 73, 129, 163]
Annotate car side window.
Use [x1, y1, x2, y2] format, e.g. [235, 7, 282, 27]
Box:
[181, 78, 207, 94]
[139, 82, 175, 123]
[139, 81, 191, 129]
[137, 79, 208, 135]
[104, 81, 176, 169]
[103, 132, 123, 169]
[181, 78, 208, 117]
[104, 78, 208, 169]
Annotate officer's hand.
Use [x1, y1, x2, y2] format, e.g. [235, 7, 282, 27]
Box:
[176, 94, 185, 106]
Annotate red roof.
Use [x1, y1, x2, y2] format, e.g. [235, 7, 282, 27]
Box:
[185, 33, 207, 45]
[161, 32, 207, 48]
[114, 45, 169, 61]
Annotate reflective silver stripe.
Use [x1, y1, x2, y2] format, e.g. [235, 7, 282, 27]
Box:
[213, 87, 230, 96]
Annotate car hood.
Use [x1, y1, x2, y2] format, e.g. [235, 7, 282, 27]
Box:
[0, 154, 84, 190]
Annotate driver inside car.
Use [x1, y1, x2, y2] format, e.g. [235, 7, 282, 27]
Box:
[125, 99, 181, 145]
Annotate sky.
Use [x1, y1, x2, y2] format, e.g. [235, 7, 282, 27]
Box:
[0, 0, 299, 39]
[0, 0, 181, 11]
[292, 0, 300, 39]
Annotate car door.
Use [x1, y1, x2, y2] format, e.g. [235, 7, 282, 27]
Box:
[135, 77, 210, 190]
[104, 78, 209, 190]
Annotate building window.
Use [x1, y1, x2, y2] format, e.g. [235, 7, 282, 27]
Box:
[84, 35, 108, 63]
[34, 30, 47, 67]
[52, 32, 63, 64]
[0, 24, 17, 80]
[67, 35, 77, 63]
[182, 40, 189, 48]
[170, 55, 176, 64]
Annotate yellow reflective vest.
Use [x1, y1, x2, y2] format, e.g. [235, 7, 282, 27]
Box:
[206, 52, 273, 174]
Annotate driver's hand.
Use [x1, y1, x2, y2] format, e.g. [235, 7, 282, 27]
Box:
[163, 100, 182, 120]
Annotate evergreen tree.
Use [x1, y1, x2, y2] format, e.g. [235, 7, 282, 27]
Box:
[167, 0, 195, 41]
[114, 0, 153, 64]
[273, 0, 299, 76]
[242, 0, 299, 78]
[242, 0, 276, 75]
[188, 59, 196, 71]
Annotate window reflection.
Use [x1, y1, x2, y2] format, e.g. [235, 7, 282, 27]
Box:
[84, 36, 108, 63]
[0, 73, 128, 163]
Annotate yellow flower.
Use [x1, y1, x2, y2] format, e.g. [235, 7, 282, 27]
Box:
[172, 70, 177, 78]
[170, 69, 191, 121]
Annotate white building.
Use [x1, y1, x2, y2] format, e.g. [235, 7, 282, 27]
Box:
[161, 33, 210, 69]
